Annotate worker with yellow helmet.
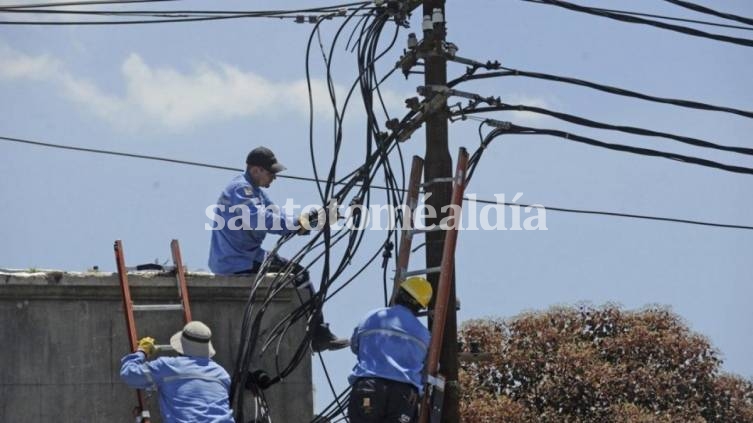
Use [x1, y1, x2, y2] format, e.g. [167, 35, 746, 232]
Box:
[348, 277, 433, 422]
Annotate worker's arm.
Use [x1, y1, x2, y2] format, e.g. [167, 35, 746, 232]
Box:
[232, 187, 298, 235]
[119, 352, 160, 390]
[349, 326, 360, 354]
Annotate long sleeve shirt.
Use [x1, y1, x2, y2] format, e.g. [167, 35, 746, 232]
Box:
[349, 305, 431, 394]
[120, 352, 235, 423]
[208, 172, 298, 274]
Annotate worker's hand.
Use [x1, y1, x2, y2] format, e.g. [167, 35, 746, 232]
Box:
[297, 205, 341, 234]
[137, 336, 156, 357]
[297, 208, 323, 235]
[296, 212, 313, 235]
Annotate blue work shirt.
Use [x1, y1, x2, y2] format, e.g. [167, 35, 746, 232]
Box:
[349, 305, 431, 394]
[208, 172, 297, 274]
[120, 352, 235, 423]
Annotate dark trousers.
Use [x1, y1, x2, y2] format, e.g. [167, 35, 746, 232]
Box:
[237, 253, 312, 291]
[349, 377, 419, 423]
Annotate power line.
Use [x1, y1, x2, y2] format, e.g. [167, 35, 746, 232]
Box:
[2, 134, 751, 231]
[585, 6, 753, 31]
[0, 0, 180, 8]
[521, 0, 753, 48]
[0, 135, 322, 183]
[0, 2, 373, 25]
[662, 0, 753, 27]
[452, 104, 753, 156]
[448, 67, 753, 120]
[469, 197, 753, 231]
[503, 123, 753, 175]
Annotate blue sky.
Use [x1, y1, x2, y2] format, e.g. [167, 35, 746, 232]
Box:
[1, 0, 752, 413]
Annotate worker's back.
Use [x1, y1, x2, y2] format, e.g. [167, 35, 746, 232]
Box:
[349, 304, 430, 393]
[121, 354, 235, 423]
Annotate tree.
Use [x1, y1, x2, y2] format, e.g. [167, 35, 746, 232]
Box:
[458, 304, 753, 422]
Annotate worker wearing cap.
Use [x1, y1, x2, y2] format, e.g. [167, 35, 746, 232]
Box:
[119, 321, 234, 423]
[348, 277, 433, 423]
[208, 146, 348, 352]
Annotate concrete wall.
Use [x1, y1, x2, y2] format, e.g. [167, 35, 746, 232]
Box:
[0, 270, 312, 423]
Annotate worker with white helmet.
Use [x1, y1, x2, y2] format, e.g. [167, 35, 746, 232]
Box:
[119, 321, 235, 423]
[348, 277, 433, 423]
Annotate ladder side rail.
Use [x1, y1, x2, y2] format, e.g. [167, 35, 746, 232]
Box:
[114, 240, 151, 423]
[418, 147, 469, 423]
[170, 239, 193, 323]
[115, 240, 139, 354]
[390, 155, 425, 305]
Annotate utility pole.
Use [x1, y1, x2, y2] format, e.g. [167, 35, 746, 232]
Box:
[421, 0, 458, 421]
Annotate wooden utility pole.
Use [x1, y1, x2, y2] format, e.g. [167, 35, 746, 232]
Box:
[421, 0, 458, 421]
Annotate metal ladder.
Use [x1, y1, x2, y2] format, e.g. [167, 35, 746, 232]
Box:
[114, 239, 193, 423]
[388, 149, 469, 423]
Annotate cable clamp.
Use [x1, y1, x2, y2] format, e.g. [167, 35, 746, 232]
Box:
[484, 119, 511, 130]
[420, 177, 454, 187]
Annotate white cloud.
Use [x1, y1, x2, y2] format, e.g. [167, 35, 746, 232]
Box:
[0, 42, 410, 132]
[0, 43, 61, 79]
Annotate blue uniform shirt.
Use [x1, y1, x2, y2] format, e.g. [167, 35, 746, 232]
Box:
[208, 172, 297, 274]
[120, 352, 235, 423]
[349, 305, 431, 394]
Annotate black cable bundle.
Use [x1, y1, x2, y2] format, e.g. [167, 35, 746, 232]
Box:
[229, 3, 421, 422]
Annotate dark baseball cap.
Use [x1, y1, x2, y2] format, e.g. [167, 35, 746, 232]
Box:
[245, 147, 286, 173]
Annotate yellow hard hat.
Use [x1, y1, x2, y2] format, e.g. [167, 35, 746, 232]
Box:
[400, 277, 433, 309]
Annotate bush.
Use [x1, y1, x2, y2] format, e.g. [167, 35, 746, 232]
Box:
[458, 304, 753, 422]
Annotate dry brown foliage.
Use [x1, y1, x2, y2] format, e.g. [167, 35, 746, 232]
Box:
[458, 304, 753, 422]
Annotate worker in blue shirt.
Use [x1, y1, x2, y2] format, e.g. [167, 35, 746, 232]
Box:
[208, 146, 348, 352]
[120, 321, 235, 423]
[348, 277, 433, 423]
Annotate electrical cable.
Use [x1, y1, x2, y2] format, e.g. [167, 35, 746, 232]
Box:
[316, 352, 349, 423]
[3, 134, 751, 230]
[585, 5, 753, 31]
[0, 135, 393, 189]
[453, 104, 753, 155]
[448, 67, 753, 120]
[661, 0, 753, 27]
[0, 0, 179, 8]
[520, 0, 753, 48]
[0, 2, 374, 25]
[312, 387, 352, 423]
[502, 123, 753, 175]
[230, 4, 412, 420]
[466, 196, 753, 231]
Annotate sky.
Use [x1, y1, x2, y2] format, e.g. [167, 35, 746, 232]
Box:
[1, 0, 752, 415]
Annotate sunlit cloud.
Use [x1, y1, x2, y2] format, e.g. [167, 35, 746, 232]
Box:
[1, 41, 551, 132]
[0, 43, 61, 79]
[0, 42, 410, 132]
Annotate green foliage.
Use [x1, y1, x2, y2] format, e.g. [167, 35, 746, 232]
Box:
[459, 304, 753, 422]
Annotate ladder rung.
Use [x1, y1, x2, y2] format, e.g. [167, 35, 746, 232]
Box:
[403, 266, 441, 278]
[155, 344, 175, 352]
[132, 304, 184, 312]
[420, 177, 454, 188]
